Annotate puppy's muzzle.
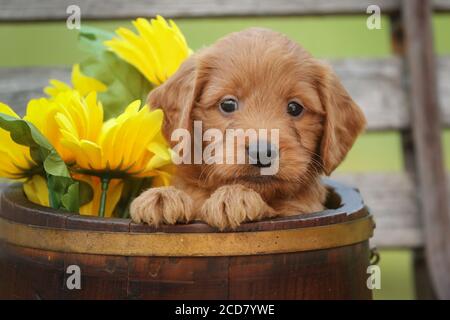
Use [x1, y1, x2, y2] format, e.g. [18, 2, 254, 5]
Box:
[247, 140, 278, 168]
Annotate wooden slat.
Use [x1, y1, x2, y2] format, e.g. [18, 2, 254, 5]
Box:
[0, 67, 69, 115]
[0, 0, 401, 21]
[331, 58, 409, 130]
[334, 57, 450, 130]
[2, 57, 450, 130]
[388, 12, 435, 299]
[402, 0, 450, 299]
[333, 172, 423, 248]
[438, 57, 450, 123]
[1, 0, 449, 21]
[434, 0, 450, 11]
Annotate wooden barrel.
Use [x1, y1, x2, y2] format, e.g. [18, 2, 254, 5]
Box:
[0, 179, 374, 299]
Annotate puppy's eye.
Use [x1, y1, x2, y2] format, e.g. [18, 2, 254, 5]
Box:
[287, 101, 305, 117]
[219, 98, 238, 113]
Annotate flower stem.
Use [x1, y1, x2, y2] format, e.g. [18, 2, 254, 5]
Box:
[46, 174, 57, 209]
[98, 177, 110, 218]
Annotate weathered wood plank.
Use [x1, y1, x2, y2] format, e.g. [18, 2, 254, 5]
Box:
[438, 57, 450, 124]
[388, 12, 435, 299]
[434, 0, 450, 11]
[402, 0, 450, 299]
[2, 57, 450, 130]
[332, 172, 423, 248]
[0, 67, 70, 115]
[331, 58, 409, 130]
[0, 0, 401, 21]
[1, 0, 449, 21]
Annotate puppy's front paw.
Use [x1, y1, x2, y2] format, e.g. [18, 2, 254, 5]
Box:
[130, 187, 194, 227]
[201, 184, 275, 230]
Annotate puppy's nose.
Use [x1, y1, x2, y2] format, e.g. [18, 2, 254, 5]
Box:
[247, 140, 278, 168]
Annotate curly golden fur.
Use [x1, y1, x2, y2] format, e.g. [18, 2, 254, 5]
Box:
[130, 28, 366, 230]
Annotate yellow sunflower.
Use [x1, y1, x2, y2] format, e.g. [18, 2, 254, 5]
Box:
[0, 103, 37, 179]
[1, 90, 172, 217]
[104, 15, 192, 86]
[0, 103, 50, 206]
[44, 64, 107, 97]
[52, 91, 172, 216]
[55, 95, 172, 178]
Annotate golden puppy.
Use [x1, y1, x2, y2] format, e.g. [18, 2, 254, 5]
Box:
[130, 28, 366, 230]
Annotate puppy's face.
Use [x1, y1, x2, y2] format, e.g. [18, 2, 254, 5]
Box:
[148, 28, 366, 200]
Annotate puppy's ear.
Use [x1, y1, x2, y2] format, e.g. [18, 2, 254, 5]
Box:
[316, 63, 367, 175]
[147, 54, 204, 144]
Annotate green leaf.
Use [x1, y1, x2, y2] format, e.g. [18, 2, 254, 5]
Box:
[60, 182, 80, 212]
[79, 25, 152, 120]
[79, 26, 115, 55]
[78, 179, 94, 206]
[0, 113, 81, 213]
[43, 151, 72, 177]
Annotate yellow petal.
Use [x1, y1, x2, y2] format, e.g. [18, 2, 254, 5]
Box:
[127, 108, 164, 161]
[23, 175, 49, 206]
[84, 92, 104, 141]
[44, 79, 71, 97]
[105, 39, 159, 84]
[59, 130, 91, 169]
[147, 152, 173, 170]
[147, 141, 171, 160]
[79, 140, 103, 170]
[98, 122, 119, 169]
[105, 16, 191, 86]
[72, 64, 107, 96]
[55, 112, 79, 138]
[0, 102, 20, 118]
[0, 150, 24, 178]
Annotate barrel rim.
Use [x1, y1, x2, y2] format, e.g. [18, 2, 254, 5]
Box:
[0, 215, 374, 256]
[0, 179, 369, 233]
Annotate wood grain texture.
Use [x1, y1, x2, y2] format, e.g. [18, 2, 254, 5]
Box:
[388, 12, 435, 299]
[2, 57, 450, 130]
[0, 0, 401, 21]
[127, 256, 229, 299]
[331, 58, 409, 130]
[402, 0, 450, 299]
[0, 180, 373, 299]
[228, 242, 371, 299]
[0, 243, 66, 299]
[0, 241, 371, 299]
